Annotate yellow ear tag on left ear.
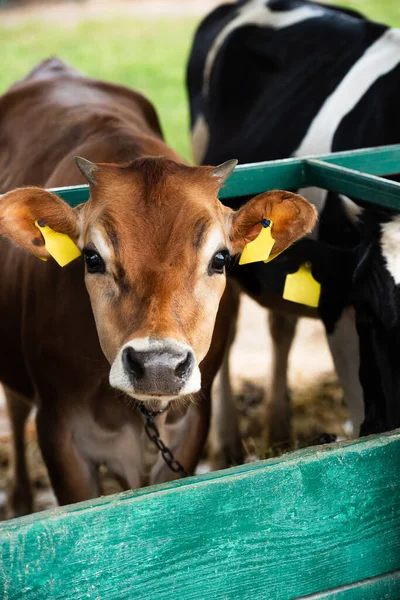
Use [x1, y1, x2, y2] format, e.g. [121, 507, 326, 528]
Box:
[34, 220, 81, 267]
[283, 262, 321, 308]
[239, 219, 275, 265]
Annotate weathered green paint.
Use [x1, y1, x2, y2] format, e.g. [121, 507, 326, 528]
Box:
[318, 144, 400, 176]
[49, 183, 90, 208]
[302, 570, 400, 599]
[304, 159, 400, 210]
[49, 144, 400, 208]
[220, 158, 304, 199]
[1, 431, 400, 600]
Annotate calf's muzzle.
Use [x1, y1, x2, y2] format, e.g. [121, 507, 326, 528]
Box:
[122, 344, 194, 396]
[109, 337, 200, 401]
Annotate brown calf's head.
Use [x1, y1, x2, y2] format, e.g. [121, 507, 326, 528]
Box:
[0, 157, 316, 407]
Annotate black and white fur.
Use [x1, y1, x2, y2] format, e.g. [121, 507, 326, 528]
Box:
[187, 0, 400, 462]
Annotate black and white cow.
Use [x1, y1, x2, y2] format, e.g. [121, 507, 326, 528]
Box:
[187, 0, 400, 465]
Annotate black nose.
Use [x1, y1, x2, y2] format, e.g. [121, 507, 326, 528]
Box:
[122, 343, 195, 396]
[122, 347, 146, 381]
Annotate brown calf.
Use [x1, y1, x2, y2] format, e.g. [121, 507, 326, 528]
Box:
[0, 59, 317, 516]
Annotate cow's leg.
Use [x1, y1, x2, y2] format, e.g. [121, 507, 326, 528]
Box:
[265, 311, 298, 449]
[209, 281, 243, 470]
[36, 407, 99, 505]
[210, 346, 243, 470]
[4, 387, 34, 518]
[326, 306, 364, 436]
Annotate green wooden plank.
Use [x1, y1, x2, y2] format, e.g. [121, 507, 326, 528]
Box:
[301, 570, 400, 599]
[219, 144, 400, 199]
[48, 183, 90, 207]
[304, 159, 400, 210]
[48, 145, 400, 207]
[219, 158, 304, 198]
[317, 144, 400, 176]
[1, 431, 400, 600]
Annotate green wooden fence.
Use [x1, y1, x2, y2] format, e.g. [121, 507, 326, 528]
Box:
[2, 144, 400, 600]
[51, 144, 400, 209]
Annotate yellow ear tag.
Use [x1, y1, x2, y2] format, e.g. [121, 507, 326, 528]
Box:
[34, 220, 81, 267]
[283, 262, 321, 308]
[239, 219, 275, 265]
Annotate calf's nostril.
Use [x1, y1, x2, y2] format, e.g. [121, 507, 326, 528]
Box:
[122, 347, 145, 380]
[175, 352, 193, 379]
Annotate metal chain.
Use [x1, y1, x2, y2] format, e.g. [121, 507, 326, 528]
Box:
[139, 404, 187, 478]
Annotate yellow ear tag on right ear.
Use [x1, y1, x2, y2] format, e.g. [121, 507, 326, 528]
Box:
[34, 220, 81, 267]
[239, 219, 275, 265]
[283, 262, 321, 308]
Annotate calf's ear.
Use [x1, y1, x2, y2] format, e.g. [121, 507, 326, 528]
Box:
[228, 190, 317, 259]
[0, 187, 81, 260]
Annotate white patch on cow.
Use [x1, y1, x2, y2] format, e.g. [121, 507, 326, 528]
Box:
[326, 306, 364, 435]
[296, 28, 400, 156]
[293, 29, 400, 231]
[117, 336, 152, 353]
[340, 194, 363, 225]
[203, 0, 324, 94]
[90, 226, 113, 262]
[192, 114, 210, 165]
[109, 337, 201, 405]
[297, 187, 326, 238]
[77, 209, 86, 249]
[202, 226, 227, 265]
[380, 215, 400, 285]
[180, 368, 202, 396]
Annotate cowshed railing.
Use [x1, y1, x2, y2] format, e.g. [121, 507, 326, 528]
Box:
[2, 144, 400, 600]
[52, 144, 400, 209]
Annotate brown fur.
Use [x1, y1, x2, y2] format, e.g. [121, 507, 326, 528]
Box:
[230, 190, 317, 255]
[0, 59, 317, 515]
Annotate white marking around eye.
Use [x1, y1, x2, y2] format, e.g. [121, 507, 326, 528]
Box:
[90, 226, 113, 261]
[77, 209, 86, 249]
[203, 0, 324, 95]
[380, 216, 400, 285]
[201, 227, 227, 267]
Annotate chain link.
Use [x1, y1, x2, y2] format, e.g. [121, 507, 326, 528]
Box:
[139, 404, 187, 478]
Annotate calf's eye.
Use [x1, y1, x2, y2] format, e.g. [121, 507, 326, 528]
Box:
[209, 250, 229, 275]
[83, 248, 105, 274]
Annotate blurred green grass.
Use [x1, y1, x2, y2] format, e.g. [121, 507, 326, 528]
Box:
[0, 1, 399, 163]
[0, 16, 198, 160]
[326, 0, 400, 26]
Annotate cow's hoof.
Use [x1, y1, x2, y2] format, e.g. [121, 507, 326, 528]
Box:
[310, 433, 337, 446]
[210, 443, 244, 471]
[5, 483, 33, 519]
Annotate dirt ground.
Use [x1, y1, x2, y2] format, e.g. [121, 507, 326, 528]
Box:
[0, 295, 349, 518]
